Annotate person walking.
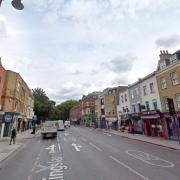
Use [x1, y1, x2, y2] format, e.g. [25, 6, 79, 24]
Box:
[9, 128, 16, 145]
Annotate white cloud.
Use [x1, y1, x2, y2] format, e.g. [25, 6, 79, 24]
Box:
[0, 16, 7, 38]
[155, 34, 180, 48]
[1, 0, 180, 103]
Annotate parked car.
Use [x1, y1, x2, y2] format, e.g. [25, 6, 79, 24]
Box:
[41, 121, 57, 138]
[58, 120, 65, 131]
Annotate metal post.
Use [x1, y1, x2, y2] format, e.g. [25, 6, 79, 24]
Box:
[173, 115, 180, 146]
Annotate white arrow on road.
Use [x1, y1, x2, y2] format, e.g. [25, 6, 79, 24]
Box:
[72, 143, 82, 152]
[45, 144, 56, 154]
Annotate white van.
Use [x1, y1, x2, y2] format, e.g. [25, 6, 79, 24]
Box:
[64, 121, 70, 128]
[58, 120, 65, 131]
[41, 121, 57, 138]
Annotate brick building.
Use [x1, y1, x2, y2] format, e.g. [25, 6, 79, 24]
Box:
[156, 50, 180, 140]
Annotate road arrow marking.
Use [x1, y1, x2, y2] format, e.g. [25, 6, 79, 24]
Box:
[72, 143, 82, 152]
[45, 145, 56, 154]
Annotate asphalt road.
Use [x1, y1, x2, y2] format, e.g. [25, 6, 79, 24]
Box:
[0, 126, 180, 180]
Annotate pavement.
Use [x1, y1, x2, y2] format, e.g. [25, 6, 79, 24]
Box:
[101, 129, 180, 151]
[0, 129, 39, 163]
[0, 126, 180, 180]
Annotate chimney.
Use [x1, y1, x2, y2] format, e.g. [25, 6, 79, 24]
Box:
[0, 57, 1, 65]
[159, 50, 171, 60]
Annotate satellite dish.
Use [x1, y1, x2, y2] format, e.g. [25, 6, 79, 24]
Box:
[11, 0, 24, 10]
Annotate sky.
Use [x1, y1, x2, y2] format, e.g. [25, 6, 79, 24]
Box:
[0, 0, 180, 104]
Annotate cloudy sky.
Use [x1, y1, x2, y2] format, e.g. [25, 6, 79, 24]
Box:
[0, 0, 180, 104]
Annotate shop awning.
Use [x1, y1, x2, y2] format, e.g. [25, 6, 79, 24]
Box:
[106, 117, 117, 122]
[141, 114, 160, 119]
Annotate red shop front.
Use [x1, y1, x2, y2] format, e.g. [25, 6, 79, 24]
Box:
[141, 110, 166, 139]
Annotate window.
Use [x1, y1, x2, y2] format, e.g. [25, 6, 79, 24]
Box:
[145, 101, 150, 111]
[143, 86, 147, 95]
[171, 72, 179, 85]
[176, 94, 180, 108]
[137, 103, 141, 112]
[161, 78, 167, 89]
[164, 97, 169, 110]
[152, 100, 158, 110]
[132, 104, 136, 113]
[121, 95, 124, 103]
[150, 82, 154, 93]
[131, 90, 134, 99]
[125, 94, 127, 102]
[134, 88, 139, 98]
[16, 82, 20, 92]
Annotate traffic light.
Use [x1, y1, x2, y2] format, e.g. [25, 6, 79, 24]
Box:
[167, 98, 176, 116]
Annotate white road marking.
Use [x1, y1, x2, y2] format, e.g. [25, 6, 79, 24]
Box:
[72, 143, 82, 152]
[109, 156, 149, 180]
[126, 150, 175, 168]
[103, 132, 112, 137]
[45, 145, 56, 154]
[89, 143, 102, 152]
[57, 138, 61, 152]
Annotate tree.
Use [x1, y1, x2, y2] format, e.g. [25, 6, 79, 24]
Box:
[52, 100, 78, 121]
[32, 88, 55, 121]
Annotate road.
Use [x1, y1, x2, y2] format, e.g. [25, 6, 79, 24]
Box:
[0, 126, 180, 180]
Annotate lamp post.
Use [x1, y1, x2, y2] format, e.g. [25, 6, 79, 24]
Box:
[0, 0, 24, 10]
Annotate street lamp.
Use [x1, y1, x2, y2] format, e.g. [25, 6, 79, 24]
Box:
[0, 0, 24, 10]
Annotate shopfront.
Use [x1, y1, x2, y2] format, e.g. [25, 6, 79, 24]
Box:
[120, 114, 132, 133]
[3, 112, 19, 137]
[164, 112, 180, 140]
[141, 110, 166, 138]
[131, 113, 143, 134]
[106, 117, 118, 130]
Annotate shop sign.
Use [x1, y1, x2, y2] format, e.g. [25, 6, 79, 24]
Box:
[3, 112, 19, 123]
[4, 114, 13, 123]
[132, 113, 140, 117]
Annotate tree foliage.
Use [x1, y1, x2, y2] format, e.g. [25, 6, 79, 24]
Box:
[52, 100, 78, 121]
[32, 88, 78, 122]
[32, 88, 55, 121]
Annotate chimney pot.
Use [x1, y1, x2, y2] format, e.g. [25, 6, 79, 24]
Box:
[163, 50, 165, 54]
[160, 50, 162, 54]
[166, 50, 168, 54]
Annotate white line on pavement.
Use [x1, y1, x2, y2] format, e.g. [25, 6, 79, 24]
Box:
[89, 143, 103, 152]
[103, 132, 112, 137]
[109, 156, 149, 180]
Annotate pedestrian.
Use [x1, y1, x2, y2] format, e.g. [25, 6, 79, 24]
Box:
[9, 127, 16, 145]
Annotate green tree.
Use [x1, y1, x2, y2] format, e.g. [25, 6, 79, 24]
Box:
[32, 88, 55, 121]
[52, 100, 78, 121]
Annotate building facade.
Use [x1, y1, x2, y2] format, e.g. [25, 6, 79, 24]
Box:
[97, 86, 127, 130]
[1, 70, 34, 137]
[69, 102, 81, 125]
[0, 60, 6, 138]
[117, 89, 131, 131]
[80, 92, 101, 126]
[128, 80, 143, 133]
[140, 71, 164, 138]
[156, 50, 180, 140]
